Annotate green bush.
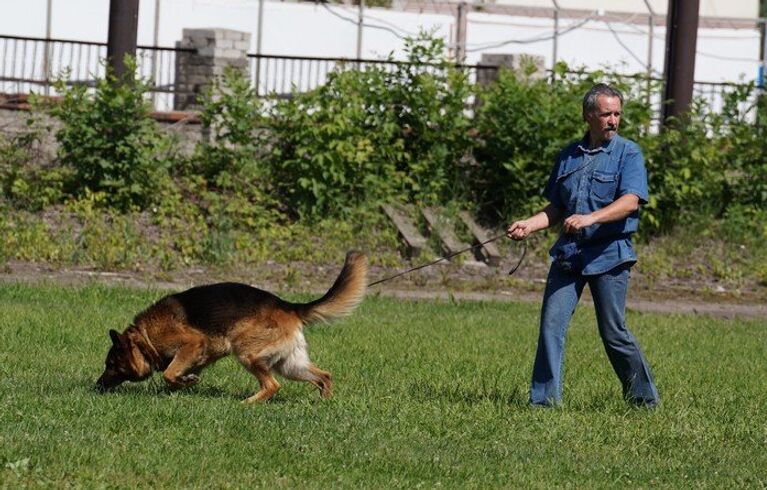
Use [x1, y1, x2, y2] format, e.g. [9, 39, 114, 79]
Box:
[641, 104, 725, 233]
[194, 67, 271, 181]
[642, 84, 766, 234]
[180, 67, 284, 232]
[716, 84, 767, 209]
[472, 64, 582, 220]
[265, 65, 405, 218]
[263, 33, 474, 218]
[2, 33, 766, 270]
[49, 58, 176, 211]
[381, 35, 475, 204]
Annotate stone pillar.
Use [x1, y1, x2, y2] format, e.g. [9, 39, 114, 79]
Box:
[174, 28, 251, 111]
[476, 53, 546, 87]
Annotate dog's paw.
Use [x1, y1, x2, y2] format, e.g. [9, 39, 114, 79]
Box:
[179, 374, 200, 385]
[242, 390, 277, 404]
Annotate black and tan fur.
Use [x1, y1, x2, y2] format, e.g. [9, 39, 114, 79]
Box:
[96, 251, 367, 402]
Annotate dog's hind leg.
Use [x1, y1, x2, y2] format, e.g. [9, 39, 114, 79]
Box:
[268, 330, 333, 399]
[306, 364, 334, 399]
[241, 361, 281, 403]
[276, 358, 334, 399]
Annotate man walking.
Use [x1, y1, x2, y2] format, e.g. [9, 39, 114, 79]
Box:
[507, 83, 659, 408]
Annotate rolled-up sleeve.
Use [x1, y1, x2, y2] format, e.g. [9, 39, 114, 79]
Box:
[617, 146, 648, 205]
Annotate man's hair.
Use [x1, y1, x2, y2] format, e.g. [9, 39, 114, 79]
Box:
[582, 83, 624, 114]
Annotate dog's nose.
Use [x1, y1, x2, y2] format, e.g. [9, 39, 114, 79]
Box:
[95, 375, 113, 392]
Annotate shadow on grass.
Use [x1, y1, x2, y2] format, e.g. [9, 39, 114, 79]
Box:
[84, 377, 314, 405]
[83, 376, 235, 399]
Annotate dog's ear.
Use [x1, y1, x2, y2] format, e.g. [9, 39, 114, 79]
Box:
[109, 329, 122, 347]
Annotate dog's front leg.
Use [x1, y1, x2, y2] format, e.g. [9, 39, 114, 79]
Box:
[164, 341, 207, 390]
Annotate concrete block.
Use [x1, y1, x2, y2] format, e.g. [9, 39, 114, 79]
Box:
[220, 49, 242, 59]
[183, 28, 217, 39]
[198, 46, 216, 57]
[234, 40, 250, 51]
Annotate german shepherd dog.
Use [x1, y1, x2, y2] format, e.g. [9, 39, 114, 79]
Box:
[96, 252, 367, 402]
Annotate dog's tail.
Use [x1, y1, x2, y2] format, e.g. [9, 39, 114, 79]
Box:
[294, 251, 368, 325]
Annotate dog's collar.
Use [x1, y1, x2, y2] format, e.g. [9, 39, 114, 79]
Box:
[135, 326, 165, 372]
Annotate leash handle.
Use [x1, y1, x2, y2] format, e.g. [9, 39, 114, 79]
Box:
[368, 234, 526, 288]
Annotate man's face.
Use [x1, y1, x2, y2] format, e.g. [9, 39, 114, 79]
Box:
[584, 94, 621, 145]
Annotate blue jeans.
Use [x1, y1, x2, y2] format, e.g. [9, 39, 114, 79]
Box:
[530, 262, 659, 407]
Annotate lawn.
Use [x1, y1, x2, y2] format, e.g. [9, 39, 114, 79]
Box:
[1, 282, 765, 488]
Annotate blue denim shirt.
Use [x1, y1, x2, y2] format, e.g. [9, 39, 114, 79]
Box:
[544, 133, 649, 275]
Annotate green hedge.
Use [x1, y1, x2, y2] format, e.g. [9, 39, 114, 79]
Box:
[2, 38, 766, 240]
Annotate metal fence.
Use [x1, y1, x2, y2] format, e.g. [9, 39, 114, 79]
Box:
[248, 53, 488, 97]
[0, 34, 760, 121]
[0, 34, 186, 111]
[558, 69, 762, 125]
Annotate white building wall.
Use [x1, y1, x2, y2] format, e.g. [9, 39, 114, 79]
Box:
[465, 12, 762, 82]
[491, 0, 758, 19]
[0, 0, 763, 84]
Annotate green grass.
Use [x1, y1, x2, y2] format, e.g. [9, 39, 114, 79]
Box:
[1, 282, 765, 488]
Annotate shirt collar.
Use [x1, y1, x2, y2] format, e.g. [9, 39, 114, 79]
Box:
[577, 132, 619, 155]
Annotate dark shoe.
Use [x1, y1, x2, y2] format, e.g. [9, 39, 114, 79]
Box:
[628, 397, 658, 409]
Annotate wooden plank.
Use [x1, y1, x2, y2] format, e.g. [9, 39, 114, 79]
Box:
[381, 204, 428, 258]
[458, 211, 503, 266]
[421, 207, 469, 256]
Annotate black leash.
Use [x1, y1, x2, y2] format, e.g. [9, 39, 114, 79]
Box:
[368, 234, 527, 288]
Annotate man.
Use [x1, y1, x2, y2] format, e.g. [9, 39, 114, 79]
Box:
[506, 83, 659, 408]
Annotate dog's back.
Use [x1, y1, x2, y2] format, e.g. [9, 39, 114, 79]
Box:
[139, 250, 367, 335]
[153, 282, 287, 334]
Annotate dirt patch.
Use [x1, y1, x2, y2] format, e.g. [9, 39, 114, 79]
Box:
[2, 258, 765, 321]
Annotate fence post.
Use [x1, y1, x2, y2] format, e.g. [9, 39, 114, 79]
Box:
[44, 0, 52, 97]
[107, 0, 140, 82]
[356, 0, 364, 61]
[661, 0, 700, 125]
[174, 28, 251, 111]
[454, 2, 467, 63]
[151, 0, 162, 107]
[551, 0, 561, 76]
[255, 0, 265, 97]
[761, 18, 767, 90]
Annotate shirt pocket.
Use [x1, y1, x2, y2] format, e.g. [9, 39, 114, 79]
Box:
[591, 171, 618, 201]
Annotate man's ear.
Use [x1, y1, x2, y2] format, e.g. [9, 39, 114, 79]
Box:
[109, 329, 122, 346]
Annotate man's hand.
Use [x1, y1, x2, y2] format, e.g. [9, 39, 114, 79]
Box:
[563, 194, 640, 234]
[506, 204, 565, 241]
[506, 220, 534, 241]
[563, 214, 597, 234]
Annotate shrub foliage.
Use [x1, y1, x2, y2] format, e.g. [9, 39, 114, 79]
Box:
[264, 34, 473, 218]
[1, 36, 766, 264]
[48, 59, 176, 211]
